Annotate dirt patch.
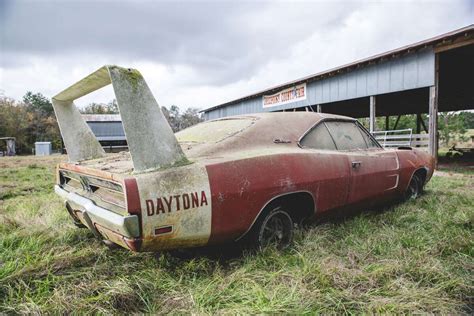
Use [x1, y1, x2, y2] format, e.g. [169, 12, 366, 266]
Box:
[0, 155, 66, 169]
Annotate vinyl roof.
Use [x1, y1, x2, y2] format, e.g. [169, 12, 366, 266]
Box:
[202, 24, 474, 113]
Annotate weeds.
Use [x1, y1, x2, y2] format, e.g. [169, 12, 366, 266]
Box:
[0, 156, 472, 313]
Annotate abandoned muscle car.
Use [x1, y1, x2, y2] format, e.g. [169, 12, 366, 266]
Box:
[52, 65, 435, 252]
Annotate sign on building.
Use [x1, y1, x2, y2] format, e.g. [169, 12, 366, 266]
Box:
[262, 83, 306, 108]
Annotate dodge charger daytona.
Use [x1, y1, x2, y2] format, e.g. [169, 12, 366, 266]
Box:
[52, 65, 434, 252]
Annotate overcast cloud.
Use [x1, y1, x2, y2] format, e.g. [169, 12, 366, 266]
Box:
[0, 0, 473, 110]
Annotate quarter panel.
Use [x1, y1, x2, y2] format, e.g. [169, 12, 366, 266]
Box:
[135, 164, 212, 250]
[206, 151, 350, 243]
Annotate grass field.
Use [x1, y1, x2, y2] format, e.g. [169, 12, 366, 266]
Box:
[1, 155, 473, 314]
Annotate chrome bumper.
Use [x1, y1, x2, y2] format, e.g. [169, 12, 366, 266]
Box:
[54, 185, 140, 238]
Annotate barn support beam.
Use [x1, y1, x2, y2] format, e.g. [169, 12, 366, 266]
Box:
[429, 54, 440, 166]
[369, 96, 376, 132]
[316, 105, 322, 113]
[385, 116, 389, 130]
[393, 115, 401, 130]
[416, 114, 421, 134]
[429, 86, 438, 165]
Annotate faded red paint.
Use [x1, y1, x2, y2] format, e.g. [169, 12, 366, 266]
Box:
[124, 178, 142, 249]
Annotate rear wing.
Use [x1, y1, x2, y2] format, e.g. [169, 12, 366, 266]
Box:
[52, 65, 186, 172]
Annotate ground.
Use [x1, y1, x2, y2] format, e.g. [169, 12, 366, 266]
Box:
[0, 155, 473, 314]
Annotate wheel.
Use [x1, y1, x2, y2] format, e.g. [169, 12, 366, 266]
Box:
[102, 239, 120, 250]
[405, 174, 422, 200]
[252, 207, 294, 250]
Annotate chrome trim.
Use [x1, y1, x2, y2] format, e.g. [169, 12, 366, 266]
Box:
[55, 185, 139, 238]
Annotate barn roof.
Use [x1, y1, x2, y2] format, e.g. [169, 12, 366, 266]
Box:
[202, 24, 474, 113]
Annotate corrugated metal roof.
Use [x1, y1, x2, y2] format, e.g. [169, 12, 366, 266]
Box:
[202, 24, 473, 113]
[82, 114, 122, 122]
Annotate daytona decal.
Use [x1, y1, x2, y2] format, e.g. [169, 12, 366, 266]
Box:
[146, 191, 208, 216]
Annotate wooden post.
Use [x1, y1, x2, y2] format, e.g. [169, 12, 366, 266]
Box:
[429, 86, 438, 164]
[416, 114, 421, 134]
[393, 115, 401, 130]
[429, 53, 439, 167]
[369, 96, 376, 132]
[385, 116, 389, 131]
[316, 105, 322, 113]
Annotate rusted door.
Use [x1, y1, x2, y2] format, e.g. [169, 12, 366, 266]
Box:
[324, 121, 400, 205]
[346, 150, 399, 204]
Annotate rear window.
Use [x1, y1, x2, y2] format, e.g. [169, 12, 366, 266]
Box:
[300, 124, 336, 150]
[176, 118, 255, 143]
[325, 121, 368, 151]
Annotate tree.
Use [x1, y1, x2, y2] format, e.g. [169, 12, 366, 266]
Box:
[81, 99, 119, 114]
[180, 108, 203, 130]
[161, 105, 203, 132]
[438, 112, 467, 146]
[23, 91, 54, 116]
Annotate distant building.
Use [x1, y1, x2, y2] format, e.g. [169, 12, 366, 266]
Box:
[83, 114, 127, 152]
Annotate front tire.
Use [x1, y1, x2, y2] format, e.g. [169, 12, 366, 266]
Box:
[405, 174, 422, 200]
[252, 207, 294, 250]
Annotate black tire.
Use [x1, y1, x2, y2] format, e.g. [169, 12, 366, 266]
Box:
[103, 239, 121, 250]
[251, 207, 294, 250]
[405, 174, 422, 200]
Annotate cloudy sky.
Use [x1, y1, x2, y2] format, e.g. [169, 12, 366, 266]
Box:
[1, 0, 473, 110]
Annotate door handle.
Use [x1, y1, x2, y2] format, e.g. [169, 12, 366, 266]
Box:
[351, 161, 362, 169]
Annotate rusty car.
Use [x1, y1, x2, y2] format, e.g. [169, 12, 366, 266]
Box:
[52, 65, 435, 252]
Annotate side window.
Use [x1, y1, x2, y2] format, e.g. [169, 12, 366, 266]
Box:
[300, 123, 337, 150]
[324, 121, 368, 151]
[357, 124, 381, 149]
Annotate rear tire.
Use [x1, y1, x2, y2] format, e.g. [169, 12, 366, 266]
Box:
[251, 207, 294, 251]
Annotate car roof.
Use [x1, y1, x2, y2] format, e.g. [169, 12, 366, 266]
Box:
[176, 112, 354, 158]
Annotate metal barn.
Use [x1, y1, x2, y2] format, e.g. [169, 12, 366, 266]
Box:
[83, 114, 127, 152]
[201, 25, 474, 163]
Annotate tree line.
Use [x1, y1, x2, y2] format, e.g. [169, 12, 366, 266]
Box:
[0, 91, 473, 155]
[0, 92, 203, 154]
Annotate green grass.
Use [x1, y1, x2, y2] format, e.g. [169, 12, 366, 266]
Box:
[1, 157, 473, 314]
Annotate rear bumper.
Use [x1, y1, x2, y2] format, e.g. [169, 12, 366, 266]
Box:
[55, 185, 142, 250]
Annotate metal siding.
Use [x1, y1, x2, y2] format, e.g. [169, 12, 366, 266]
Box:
[417, 49, 435, 86]
[403, 53, 418, 89]
[204, 49, 435, 119]
[338, 75, 348, 100]
[322, 80, 330, 103]
[87, 122, 125, 138]
[367, 65, 378, 95]
[330, 77, 338, 101]
[314, 81, 323, 103]
[346, 71, 357, 98]
[377, 61, 391, 92]
[389, 59, 404, 91]
[356, 68, 367, 97]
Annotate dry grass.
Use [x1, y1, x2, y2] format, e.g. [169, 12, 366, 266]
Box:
[0, 155, 473, 314]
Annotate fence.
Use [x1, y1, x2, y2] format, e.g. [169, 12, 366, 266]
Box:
[372, 129, 429, 149]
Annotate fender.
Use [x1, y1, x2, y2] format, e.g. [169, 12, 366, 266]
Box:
[235, 190, 316, 241]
